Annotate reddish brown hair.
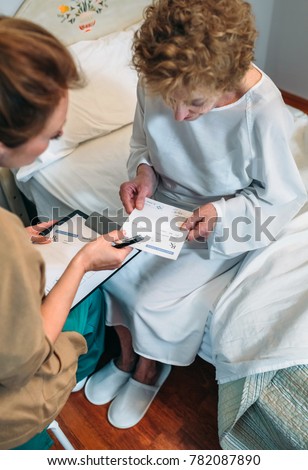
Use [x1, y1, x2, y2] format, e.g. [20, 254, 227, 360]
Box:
[0, 16, 82, 148]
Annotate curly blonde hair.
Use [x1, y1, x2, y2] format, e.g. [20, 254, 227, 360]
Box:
[132, 0, 258, 99]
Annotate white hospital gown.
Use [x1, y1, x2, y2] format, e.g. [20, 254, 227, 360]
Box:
[104, 68, 307, 366]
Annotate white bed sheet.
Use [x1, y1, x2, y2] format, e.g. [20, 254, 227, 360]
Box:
[16, 124, 133, 219]
[210, 210, 308, 383]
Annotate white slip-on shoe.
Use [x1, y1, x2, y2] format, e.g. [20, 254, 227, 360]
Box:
[107, 363, 172, 429]
[84, 359, 132, 405]
[72, 376, 88, 393]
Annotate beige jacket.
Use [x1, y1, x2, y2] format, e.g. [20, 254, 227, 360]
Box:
[0, 208, 87, 449]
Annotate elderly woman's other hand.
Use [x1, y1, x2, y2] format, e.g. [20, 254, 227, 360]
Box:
[183, 203, 218, 242]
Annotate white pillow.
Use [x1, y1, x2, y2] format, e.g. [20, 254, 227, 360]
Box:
[16, 28, 138, 182]
[64, 28, 138, 152]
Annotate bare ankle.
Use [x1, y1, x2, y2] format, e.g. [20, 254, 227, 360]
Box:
[115, 354, 137, 373]
[133, 359, 161, 385]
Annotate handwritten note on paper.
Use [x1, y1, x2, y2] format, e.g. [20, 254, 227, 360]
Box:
[122, 198, 192, 260]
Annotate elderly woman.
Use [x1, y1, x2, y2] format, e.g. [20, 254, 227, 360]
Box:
[85, 0, 306, 428]
[0, 16, 131, 449]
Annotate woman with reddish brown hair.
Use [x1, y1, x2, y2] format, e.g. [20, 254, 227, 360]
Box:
[0, 16, 131, 449]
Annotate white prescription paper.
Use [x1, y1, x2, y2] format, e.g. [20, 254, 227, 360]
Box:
[122, 198, 192, 260]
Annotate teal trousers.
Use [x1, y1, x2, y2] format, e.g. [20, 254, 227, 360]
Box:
[63, 288, 106, 383]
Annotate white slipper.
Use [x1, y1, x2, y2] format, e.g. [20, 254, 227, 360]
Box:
[84, 359, 132, 405]
[72, 376, 88, 393]
[107, 363, 172, 429]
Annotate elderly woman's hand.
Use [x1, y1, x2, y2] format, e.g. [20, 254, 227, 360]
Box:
[120, 164, 157, 214]
[182, 203, 218, 241]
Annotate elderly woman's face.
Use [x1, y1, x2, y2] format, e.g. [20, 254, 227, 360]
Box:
[0, 93, 68, 169]
[168, 88, 220, 121]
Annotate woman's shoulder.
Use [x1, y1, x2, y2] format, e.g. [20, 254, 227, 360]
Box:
[0, 206, 24, 227]
[0, 208, 27, 249]
[245, 70, 292, 128]
[0, 208, 44, 268]
[247, 66, 284, 108]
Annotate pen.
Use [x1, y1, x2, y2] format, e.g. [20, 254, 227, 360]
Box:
[112, 235, 145, 248]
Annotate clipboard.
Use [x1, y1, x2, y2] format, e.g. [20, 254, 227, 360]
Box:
[39, 210, 88, 236]
[33, 210, 139, 308]
[84, 211, 123, 234]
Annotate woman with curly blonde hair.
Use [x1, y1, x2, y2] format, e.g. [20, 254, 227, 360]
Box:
[86, 0, 306, 429]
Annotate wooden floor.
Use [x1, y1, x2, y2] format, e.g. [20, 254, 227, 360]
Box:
[50, 328, 221, 450]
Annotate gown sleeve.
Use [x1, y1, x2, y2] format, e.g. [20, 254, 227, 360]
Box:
[127, 82, 156, 179]
[208, 101, 307, 259]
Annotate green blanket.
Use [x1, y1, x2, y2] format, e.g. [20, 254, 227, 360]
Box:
[218, 364, 308, 450]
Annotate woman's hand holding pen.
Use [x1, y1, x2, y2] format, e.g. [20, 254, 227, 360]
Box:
[27, 220, 131, 271]
[41, 230, 132, 342]
[72, 230, 132, 274]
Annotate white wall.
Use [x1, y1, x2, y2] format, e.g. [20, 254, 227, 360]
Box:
[0, 0, 24, 16]
[265, 0, 308, 99]
[249, 0, 308, 99]
[249, 0, 275, 70]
